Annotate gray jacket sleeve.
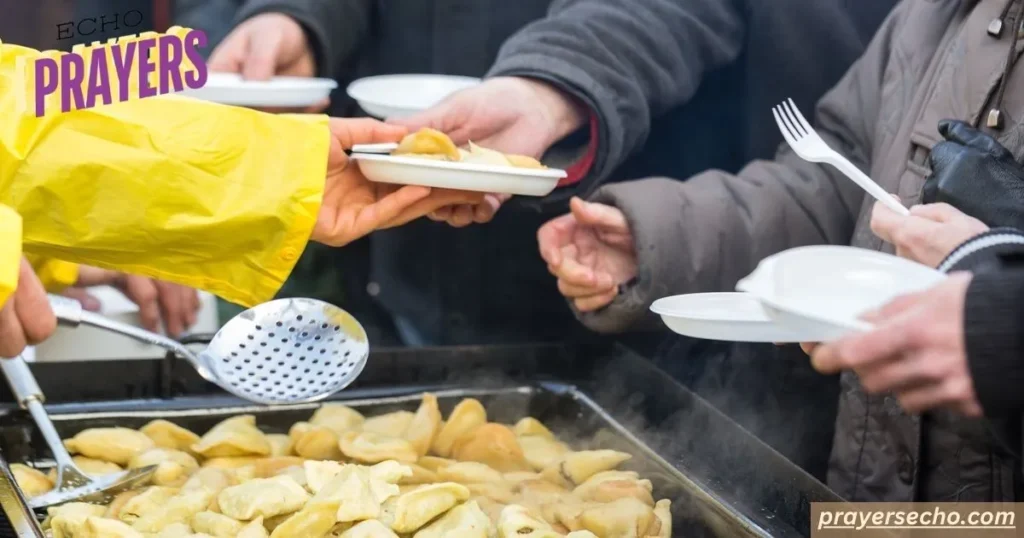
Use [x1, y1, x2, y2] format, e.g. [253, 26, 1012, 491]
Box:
[233, 0, 373, 79]
[487, 0, 746, 194]
[576, 3, 909, 334]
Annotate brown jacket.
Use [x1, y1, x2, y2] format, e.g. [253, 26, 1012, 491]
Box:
[584, 0, 1024, 501]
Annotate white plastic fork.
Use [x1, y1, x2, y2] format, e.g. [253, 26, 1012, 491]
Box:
[772, 98, 909, 216]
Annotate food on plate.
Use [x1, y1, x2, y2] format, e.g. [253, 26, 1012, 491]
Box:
[22, 394, 672, 537]
[392, 128, 546, 169]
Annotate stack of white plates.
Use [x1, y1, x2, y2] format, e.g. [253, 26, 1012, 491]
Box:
[651, 246, 946, 343]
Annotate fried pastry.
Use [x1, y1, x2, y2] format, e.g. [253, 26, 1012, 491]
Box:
[404, 393, 442, 457]
[413, 499, 492, 538]
[310, 403, 365, 434]
[378, 482, 471, 533]
[191, 416, 271, 458]
[217, 475, 309, 520]
[394, 128, 462, 161]
[361, 411, 415, 438]
[140, 420, 201, 453]
[336, 519, 400, 538]
[540, 450, 632, 486]
[432, 399, 486, 457]
[64, 427, 155, 465]
[10, 463, 52, 496]
[339, 431, 418, 464]
[129, 448, 200, 487]
[450, 423, 530, 472]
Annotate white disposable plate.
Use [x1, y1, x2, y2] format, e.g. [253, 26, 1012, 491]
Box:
[737, 245, 947, 342]
[650, 293, 809, 342]
[346, 74, 481, 119]
[180, 72, 337, 107]
[351, 153, 566, 197]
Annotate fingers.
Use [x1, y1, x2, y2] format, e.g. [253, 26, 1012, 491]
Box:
[569, 197, 629, 234]
[537, 214, 577, 266]
[330, 118, 409, 149]
[118, 275, 161, 333]
[799, 342, 819, 356]
[14, 260, 56, 346]
[909, 203, 964, 223]
[239, 30, 283, 81]
[574, 290, 618, 313]
[61, 288, 102, 312]
[811, 310, 918, 374]
[895, 375, 979, 416]
[937, 120, 1015, 160]
[73, 266, 122, 287]
[154, 282, 201, 338]
[387, 102, 451, 133]
[868, 199, 906, 243]
[0, 261, 57, 358]
[0, 299, 26, 358]
[207, 29, 247, 74]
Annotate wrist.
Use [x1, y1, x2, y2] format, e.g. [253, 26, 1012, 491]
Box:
[519, 77, 587, 147]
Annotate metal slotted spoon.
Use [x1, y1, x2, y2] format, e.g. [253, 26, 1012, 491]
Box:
[0, 355, 156, 509]
[47, 295, 370, 405]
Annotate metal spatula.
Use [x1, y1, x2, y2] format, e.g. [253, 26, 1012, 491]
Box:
[48, 295, 370, 405]
[0, 355, 156, 509]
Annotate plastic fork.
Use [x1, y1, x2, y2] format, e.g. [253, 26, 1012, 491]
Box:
[772, 98, 909, 216]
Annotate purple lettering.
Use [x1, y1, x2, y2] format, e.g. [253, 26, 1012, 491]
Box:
[109, 42, 136, 101]
[85, 52, 112, 108]
[183, 29, 208, 90]
[137, 38, 157, 98]
[33, 58, 59, 117]
[60, 53, 85, 113]
[157, 35, 184, 94]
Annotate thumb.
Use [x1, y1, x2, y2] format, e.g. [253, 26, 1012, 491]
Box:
[240, 33, 283, 81]
[330, 118, 409, 149]
[570, 197, 628, 233]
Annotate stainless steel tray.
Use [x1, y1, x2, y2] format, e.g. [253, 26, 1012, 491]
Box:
[0, 344, 841, 537]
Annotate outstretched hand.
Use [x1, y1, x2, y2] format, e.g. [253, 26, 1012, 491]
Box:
[312, 118, 486, 247]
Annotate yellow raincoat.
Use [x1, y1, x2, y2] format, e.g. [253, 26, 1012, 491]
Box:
[0, 42, 331, 308]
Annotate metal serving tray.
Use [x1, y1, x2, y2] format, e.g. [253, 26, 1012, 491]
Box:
[0, 343, 842, 537]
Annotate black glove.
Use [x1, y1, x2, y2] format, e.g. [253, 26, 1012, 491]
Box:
[923, 119, 1024, 230]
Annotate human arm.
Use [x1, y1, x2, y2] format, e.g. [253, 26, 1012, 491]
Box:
[1, 44, 480, 309]
[551, 3, 909, 333]
[227, 0, 373, 79]
[487, 0, 748, 193]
